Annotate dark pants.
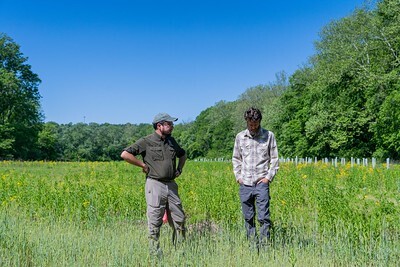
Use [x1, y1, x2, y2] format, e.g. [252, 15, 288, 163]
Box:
[239, 182, 271, 247]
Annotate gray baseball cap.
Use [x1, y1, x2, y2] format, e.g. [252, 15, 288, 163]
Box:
[152, 113, 178, 124]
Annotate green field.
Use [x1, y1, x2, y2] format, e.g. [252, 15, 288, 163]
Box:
[1, 161, 399, 266]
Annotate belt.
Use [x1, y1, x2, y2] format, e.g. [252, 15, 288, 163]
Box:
[147, 177, 174, 183]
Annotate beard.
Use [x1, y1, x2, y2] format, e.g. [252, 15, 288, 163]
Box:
[248, 126, 260, 136]
[161, 129, 173, 136]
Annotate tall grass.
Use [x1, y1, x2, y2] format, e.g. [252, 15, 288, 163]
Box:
[1, 161, 399, 266]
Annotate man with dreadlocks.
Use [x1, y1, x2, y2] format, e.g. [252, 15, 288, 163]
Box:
[232, 107, 279, 251]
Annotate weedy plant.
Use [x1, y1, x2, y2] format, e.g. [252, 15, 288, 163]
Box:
[0, 161, 399, 266]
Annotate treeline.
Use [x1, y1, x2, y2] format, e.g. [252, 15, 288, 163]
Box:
[35, 122, 153, 161]
[22, 73, 286, 162]
[1, 0, 399, 161]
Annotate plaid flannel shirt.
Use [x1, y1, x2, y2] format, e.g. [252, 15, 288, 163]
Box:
[232, 128, 279, 186]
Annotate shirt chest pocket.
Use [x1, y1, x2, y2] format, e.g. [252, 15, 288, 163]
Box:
[241, 144, 251, 158]
[257, 142, 269, 156]
[166, 147, 176, 159]
[149, 147, 164, 161]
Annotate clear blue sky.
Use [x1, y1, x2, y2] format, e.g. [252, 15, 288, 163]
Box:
[0, 0, 367, 124]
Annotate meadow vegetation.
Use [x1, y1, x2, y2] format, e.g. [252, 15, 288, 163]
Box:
[1, 161, 399, 266]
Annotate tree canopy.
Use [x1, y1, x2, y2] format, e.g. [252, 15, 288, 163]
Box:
[273, 0, 400, 159]
[0, 34, 42, 159]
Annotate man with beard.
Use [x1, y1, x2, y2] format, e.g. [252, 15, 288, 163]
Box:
[232, 107, 279, 251]
[121, 113, 187, 257]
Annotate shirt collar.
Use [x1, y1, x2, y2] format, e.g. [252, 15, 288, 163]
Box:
[152, 132, 170, 142]
[152, 132, 163, 141]
[244, 128, 262, 138]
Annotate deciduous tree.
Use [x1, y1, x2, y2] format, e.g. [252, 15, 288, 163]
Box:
[0, 33, 42, 159]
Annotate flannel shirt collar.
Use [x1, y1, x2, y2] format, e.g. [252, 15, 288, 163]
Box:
[244, 128, 262, 138]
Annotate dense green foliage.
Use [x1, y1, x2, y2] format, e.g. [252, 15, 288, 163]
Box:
[0, 34, 42, 159]
[273, 0, 400, 160]
[36, 122, 153, 161]
[1, 161, 399, 265]
[1, 0, 399, 161]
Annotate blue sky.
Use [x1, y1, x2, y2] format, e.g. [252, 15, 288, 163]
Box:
[0, 0, 367, 124]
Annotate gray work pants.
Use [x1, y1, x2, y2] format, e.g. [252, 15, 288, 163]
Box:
[239, 182, 271, 246]
[145, 178, 186, 253]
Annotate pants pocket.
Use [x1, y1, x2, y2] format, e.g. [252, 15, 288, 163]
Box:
[146, 184, 160, 207]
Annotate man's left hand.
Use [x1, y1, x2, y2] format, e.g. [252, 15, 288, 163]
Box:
[256, 178, 270, 185]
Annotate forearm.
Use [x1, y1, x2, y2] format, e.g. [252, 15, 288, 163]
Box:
[121, 151, 146, 168]
[177, 153, 187, 171]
